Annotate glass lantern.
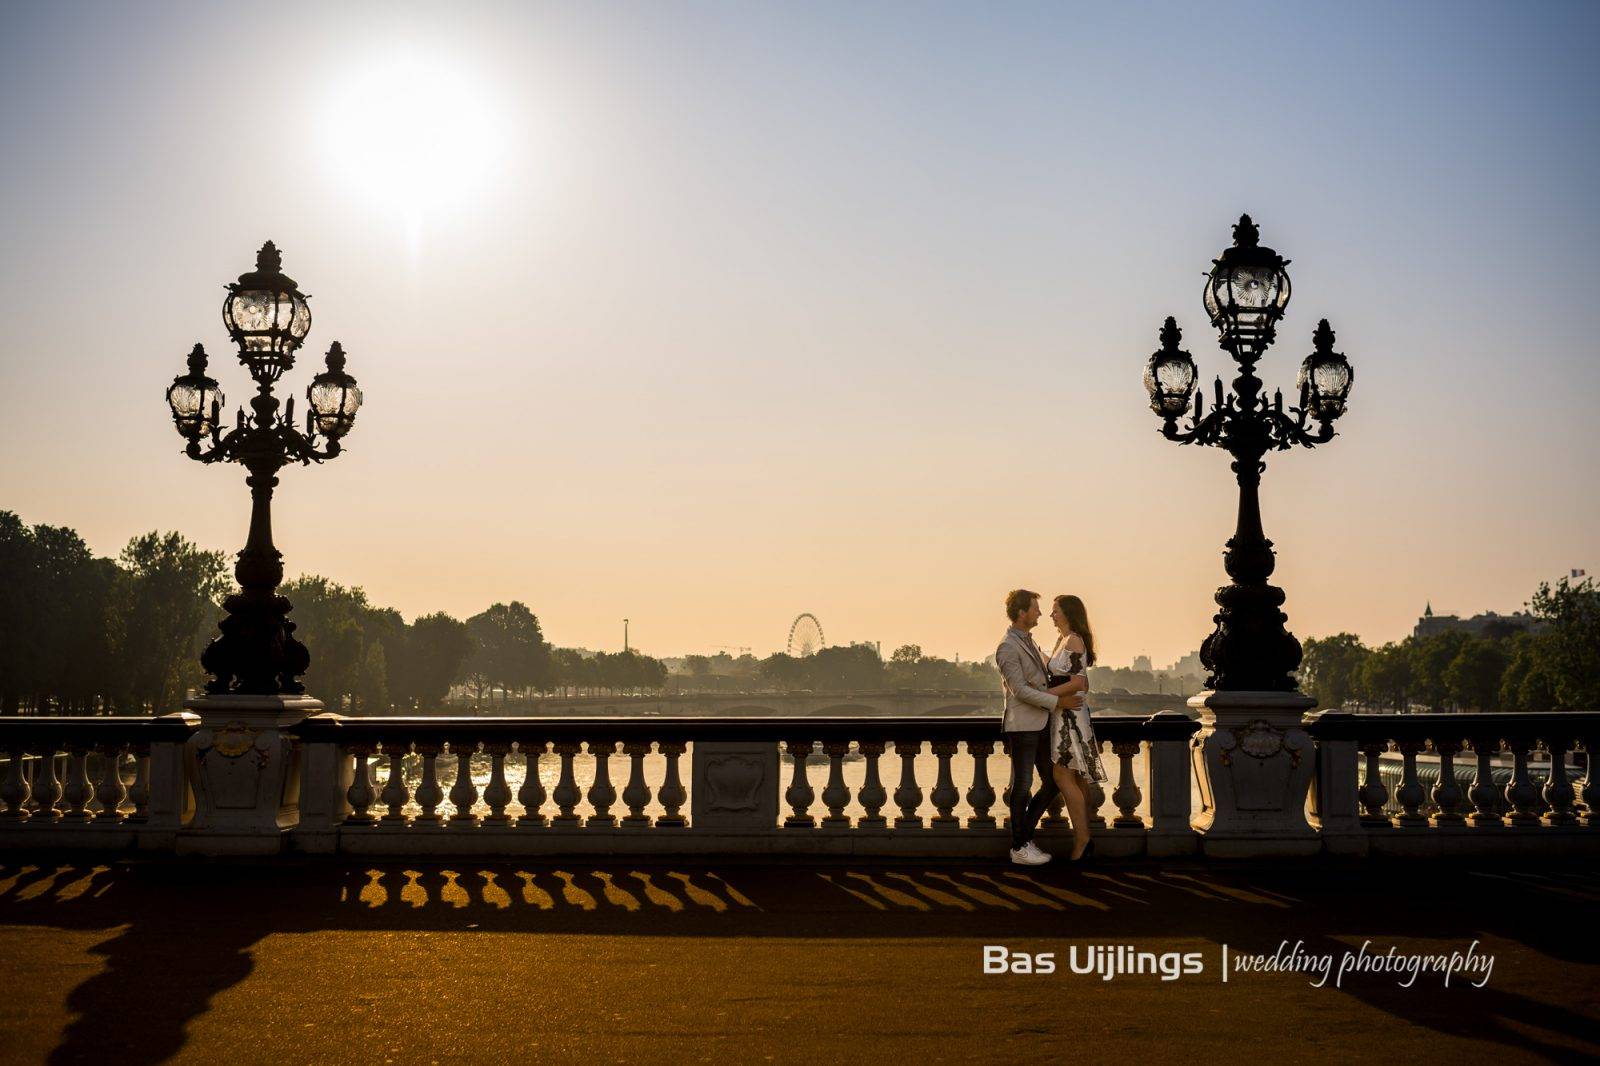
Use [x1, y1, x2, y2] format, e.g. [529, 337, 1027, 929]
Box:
[306, 342, 362, 439]
[1144, 317, 1198, 419]
[222, 241, 312, 383]
[166, 343, 225, 440]
[1203, 215, 1291, 357]
[1296, 319, 1354, 422]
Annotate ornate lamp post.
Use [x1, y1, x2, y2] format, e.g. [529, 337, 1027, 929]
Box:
[1143, 215, 1354, 857]
[166, 242, 362, 695]
[1144, 215, 1353, 691]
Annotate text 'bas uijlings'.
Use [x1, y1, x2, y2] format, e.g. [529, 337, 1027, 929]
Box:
[984, 945, 1204, 981]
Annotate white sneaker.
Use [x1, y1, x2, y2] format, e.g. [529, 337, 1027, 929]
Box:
[1027, 841, 1052, 863]
[1009, 842, 1049, 866]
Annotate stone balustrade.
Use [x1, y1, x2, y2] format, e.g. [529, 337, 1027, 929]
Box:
[290, 711, 1200, 857]
[2, 708, 1596, 859]
[1306, 711, 1599, 855]
[0, 713, 196, 849]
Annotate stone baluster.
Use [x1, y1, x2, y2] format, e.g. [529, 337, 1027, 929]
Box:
[551, 741, 582, 826]
[1358, 740, 1391, 825]
[1468, 736, 1502, 827]
[517, 741, 547, 827]
[1503, 737, 1541, 827]
[656, 741, 687, 827]
[821, 741, 851, 827]
[380, 740, 411, 824]
[1540, 735, 1577, 827]
[94, 744, 128, 823]
[587, 740, 618, 827]
[448, 740, 480, 828]
[413, 744, 444, 824]
[1579, 737, 1599, 828]
[1394, 740, 1428, 827]
[1427, 739, 1465, 825]
[892, 739, 922, 829]
[621, 742, 653, 827]
[784, 740, 816, 828]
[930, 740, 960, 827]
[0, 747, 30, 819]
[127, 743, 152, 823]
[346, 745, 376, 825]
[857, 740, 887, 829]
[61, 746, 93, 822]
[31, 751, 63, 820]
[965, 739, 996, 829]
[1112, 741, 1143, 828]
[1146, 711, 1199, 856]
[483, 742, 513, 825]
[1040, 786, 1069, 829]
[999, 735, 1013, 815]
[1084, 744, 1107, 828]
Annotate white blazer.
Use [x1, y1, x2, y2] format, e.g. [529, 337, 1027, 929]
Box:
[996, 628, 1057, 732]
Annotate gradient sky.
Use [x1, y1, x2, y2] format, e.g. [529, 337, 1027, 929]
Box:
[1, 1, 1596, 666]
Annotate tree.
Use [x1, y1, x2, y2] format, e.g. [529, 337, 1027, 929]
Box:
[1529, 577, 1600, 710]
[807, 644, 886, 691]
[398, 612, 475, 710]
[354, 641, 389, 715]
[1356, 642, 1414, 712]
[117, 531, 228, 712]
[465, 602, 551, 702]
[684, 654, 713, 682]
[1443, 637, 1509, 712]
[280, 576, 376, 712]
[1410, 631, 1472, 711]
[1498, 631, 1556, 712]
[1299, 633, 1369, 710]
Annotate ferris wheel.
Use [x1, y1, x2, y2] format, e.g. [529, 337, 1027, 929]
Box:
[787, 613, 825, 657]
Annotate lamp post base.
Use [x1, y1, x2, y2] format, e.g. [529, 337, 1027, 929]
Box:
[177, 694, 322, 856]
[1188, 689, 1321, 857]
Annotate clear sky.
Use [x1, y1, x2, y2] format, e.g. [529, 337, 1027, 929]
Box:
[1, 1, 1596, 665]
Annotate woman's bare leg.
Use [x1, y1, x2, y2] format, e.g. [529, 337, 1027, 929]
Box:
[1051, 764, 1092, 858]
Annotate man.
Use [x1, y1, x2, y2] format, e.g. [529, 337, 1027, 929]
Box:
[996, 588, 1081, 865]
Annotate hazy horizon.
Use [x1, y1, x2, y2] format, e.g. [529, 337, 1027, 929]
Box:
[2, 1, 1596, 666]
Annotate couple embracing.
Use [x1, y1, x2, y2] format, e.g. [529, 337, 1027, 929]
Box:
[996, 588, 1108, 866]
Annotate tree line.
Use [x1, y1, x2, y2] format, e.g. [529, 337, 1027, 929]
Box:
[0, 511, 671, 715]
[1299, 577, 1598, 712]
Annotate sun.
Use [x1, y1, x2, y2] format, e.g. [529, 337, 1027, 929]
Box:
[319, 50, 503, 218]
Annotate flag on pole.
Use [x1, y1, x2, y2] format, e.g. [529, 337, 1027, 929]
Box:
[1574, 569, 1587, 578]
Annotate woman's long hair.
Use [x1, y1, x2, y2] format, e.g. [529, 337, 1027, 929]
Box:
[1054, 594, 1097, 667]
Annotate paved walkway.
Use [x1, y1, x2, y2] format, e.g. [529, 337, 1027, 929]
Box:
[2, 855, 1598, 1064]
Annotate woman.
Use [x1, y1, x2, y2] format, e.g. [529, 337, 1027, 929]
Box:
[1044, 594, 1108, 861]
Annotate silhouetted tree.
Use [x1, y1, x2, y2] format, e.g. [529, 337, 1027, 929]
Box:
[116, 531, 227, 713]
[1528, 577, 1599, 710]
[465, 601, 551, 703]
[1299, 633, 1370, 710]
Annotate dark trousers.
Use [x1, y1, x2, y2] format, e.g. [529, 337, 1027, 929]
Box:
[1005, 723, 1059, 849]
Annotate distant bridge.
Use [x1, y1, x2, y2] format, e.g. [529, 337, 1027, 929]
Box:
[446, 690, 1192, 718]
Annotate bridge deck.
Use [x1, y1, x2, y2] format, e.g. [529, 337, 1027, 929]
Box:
[2, 855, 1597, 1063]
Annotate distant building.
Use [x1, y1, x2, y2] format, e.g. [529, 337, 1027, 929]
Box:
[1132, 655, 1153, 673]
[1413, 602, 1541, 640]
[1164, 651, 1204, 676]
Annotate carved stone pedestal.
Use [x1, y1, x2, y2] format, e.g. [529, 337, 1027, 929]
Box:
[177, 694, 322, 855]
[690, 741, 779, 831]
[1189, 690, 1320, 857]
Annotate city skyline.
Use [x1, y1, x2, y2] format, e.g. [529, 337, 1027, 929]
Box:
[2, 2, 1597, 667]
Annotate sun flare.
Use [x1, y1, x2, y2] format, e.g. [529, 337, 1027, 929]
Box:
[319, 50, 504, 218]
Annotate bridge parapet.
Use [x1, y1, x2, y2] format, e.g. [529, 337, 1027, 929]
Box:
[1, 709, 1595, 860]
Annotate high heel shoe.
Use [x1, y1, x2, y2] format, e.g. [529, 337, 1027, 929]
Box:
[1069, 839, 1095, 863]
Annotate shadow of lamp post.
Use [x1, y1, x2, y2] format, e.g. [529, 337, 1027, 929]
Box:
[1143, 215, 1355, 856]
[163, 241, 363, 852]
